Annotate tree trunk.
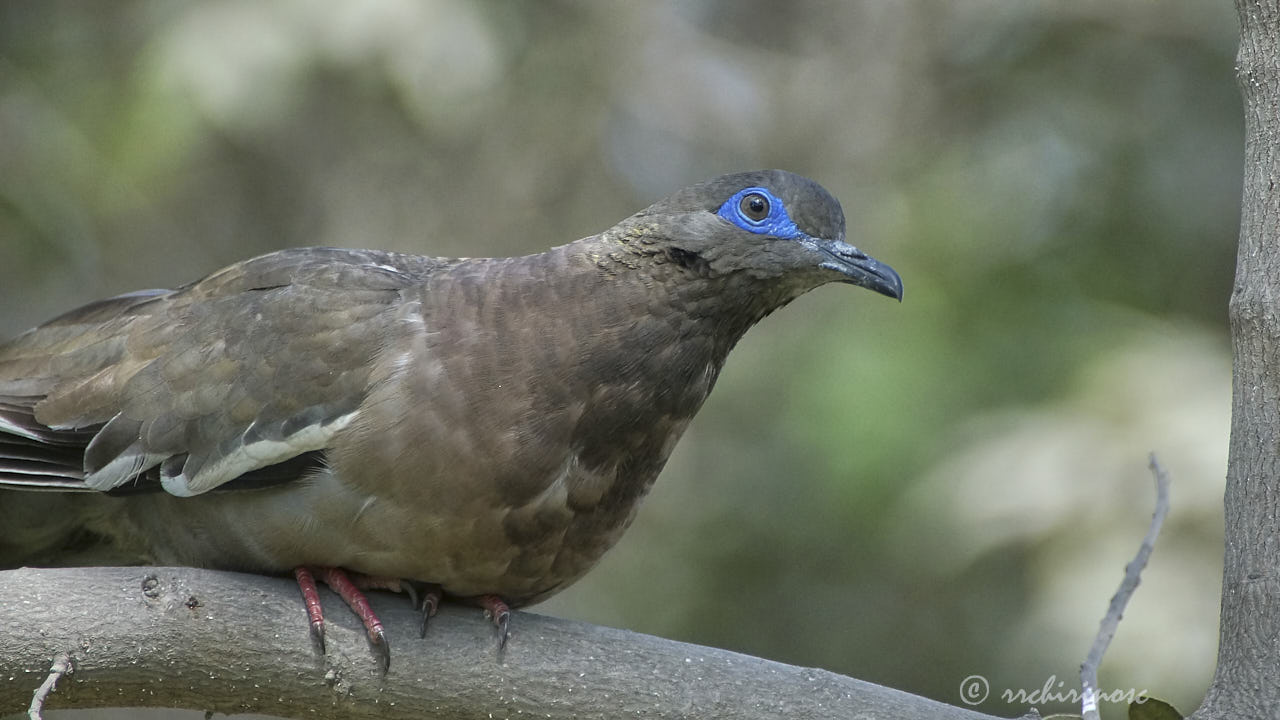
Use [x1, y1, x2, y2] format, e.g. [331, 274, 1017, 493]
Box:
[1196, 2, 1280, 717]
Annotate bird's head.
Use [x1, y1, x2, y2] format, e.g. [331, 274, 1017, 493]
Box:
[621, 170, 903, 302]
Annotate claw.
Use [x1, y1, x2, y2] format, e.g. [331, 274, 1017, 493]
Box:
[309, 619, 327, 655]
[399, 580, 420, 612]
[369, 626, 391, 675]
[495, 612, 510, 651]
[479, 594, 511, 651]
[418, 584, 442, 638]
[397, 580, 442, 637]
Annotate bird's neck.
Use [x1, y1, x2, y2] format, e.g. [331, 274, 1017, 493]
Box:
[430, 239, 797, 411]
[572, 231, 800, 352]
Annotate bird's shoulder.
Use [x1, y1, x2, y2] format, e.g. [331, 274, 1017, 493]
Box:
[179, 246, 454, 297]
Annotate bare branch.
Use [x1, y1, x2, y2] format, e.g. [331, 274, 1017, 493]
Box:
[1079, 453, 1171, 719]
[0, 566, 1005, 720]
[27, 651, 71, 720]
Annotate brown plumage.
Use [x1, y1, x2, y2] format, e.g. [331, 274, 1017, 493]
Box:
[0, 170, 902, 664]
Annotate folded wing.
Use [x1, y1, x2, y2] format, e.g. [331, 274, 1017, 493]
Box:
[0, 247, 439, 497]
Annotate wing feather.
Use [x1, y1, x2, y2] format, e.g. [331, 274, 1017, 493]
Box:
[0, 247, 445, 496]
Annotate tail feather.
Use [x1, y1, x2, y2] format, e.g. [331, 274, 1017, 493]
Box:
[0, 398, 95, 490]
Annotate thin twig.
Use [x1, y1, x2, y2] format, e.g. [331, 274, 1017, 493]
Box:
[1079, 453, 1170, 720]
[28, 652, 72, 720]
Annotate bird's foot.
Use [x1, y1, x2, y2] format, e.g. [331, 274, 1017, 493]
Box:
[292, 565, 392, 673]
[479, 594, 511, 650]
[293, 568, 510, 668]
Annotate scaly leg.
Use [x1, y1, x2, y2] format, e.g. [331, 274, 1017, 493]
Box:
[293, 567, 326, 653]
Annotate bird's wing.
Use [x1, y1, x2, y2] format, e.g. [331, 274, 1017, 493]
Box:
[0, 247, 439, 497]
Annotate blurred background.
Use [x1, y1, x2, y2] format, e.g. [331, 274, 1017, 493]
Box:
[0, 1, 1239, 717]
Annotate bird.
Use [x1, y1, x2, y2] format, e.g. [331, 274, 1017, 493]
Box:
[0, 169, 902, 670]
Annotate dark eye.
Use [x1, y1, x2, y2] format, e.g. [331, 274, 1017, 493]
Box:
[739, 193, 769, 222]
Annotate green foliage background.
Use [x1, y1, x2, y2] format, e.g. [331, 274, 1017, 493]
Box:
[0, 1, 1239, 716]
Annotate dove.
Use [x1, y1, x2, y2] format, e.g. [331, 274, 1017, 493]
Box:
[0, 170, 902, 670]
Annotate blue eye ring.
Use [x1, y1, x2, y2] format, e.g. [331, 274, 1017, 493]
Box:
[716, 187, 804, 240]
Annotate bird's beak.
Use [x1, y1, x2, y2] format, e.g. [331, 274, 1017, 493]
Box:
[814, 238, 904, 301]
